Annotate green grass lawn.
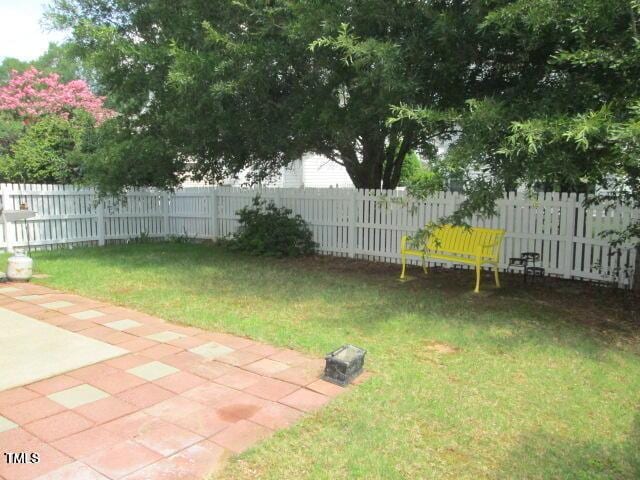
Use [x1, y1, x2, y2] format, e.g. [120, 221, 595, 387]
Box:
[17, 242, 640, 479]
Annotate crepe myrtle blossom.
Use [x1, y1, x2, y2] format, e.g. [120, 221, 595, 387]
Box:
[0, 67, 115, 123]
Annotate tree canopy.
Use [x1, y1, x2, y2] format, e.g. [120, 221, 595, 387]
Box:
[49, 0, 482, 190]
[0, 67, 114, 184]
[396, 0, 640, 242]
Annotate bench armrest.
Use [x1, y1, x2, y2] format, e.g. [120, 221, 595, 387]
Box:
[400, 235, 408, 251]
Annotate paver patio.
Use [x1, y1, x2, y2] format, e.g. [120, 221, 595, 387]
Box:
[0, 282, 348, 480]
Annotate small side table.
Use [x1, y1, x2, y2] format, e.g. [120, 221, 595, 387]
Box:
[508, 252, 545, 284]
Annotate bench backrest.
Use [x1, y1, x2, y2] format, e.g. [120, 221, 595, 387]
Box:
[426, 225, 505, 259]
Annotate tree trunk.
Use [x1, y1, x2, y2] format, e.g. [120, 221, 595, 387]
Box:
[634, 244, 640, 291]
[339, 130, 413, 190]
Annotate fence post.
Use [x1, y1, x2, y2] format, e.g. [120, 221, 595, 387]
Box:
[2, 186, 14, 253]
[562, 193, 577, 279]
[210, 187, 219, 240]
[348, 189, 358, 258]
[162, 192, 170, 239]
[97, 197, 105, 246]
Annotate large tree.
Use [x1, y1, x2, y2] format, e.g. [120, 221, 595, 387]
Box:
[398, 0, 640, 238]
[48, 0, 481, 190]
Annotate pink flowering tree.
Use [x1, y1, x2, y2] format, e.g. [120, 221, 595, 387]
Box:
[0, 67, 115, 124]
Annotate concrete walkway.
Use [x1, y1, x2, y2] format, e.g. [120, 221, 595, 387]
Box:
[0, 282, 347, 480]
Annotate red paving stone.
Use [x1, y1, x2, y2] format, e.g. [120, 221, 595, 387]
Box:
[173, 408, 232, 437]
[139, 343, 183, 360]
[104, 353, 150, 370]
[74, 396, 138, 424]
[0, 396, 65, 425]
[122, 441, 227, 480]
[52, 426, 127, 459]
[25, 375, 83, 396]
[307, 379, 346, 397]
[36, 461, 110, 479]
[23, 410, 94, 443]
[280, 388, 331, 412]
[244, 358, 290, 376]
[143, 396, 204, 423]
[154, 371, 207, 394]
[0, 387, 40, 408]
[131, 419, 204, 456]
[214, 368, 263, 390]
[243, 377, 300, 401]
[0, 282, 359, 479]
[83, 440, 163, 479]
[210, 420, 272, 454]
[87, 370, 147, 394]
[116, 383, 175, 409]
[249, 401, 305, 430]
[181, 382, 236, 405]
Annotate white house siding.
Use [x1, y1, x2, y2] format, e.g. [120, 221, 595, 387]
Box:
[181, 154, 355, 188]
[297, 154, 354, 188]
[280, 159, 304, 187]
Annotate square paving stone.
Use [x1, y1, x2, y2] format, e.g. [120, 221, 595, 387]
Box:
[127, 361, 179, 381]
[48, 384, 110, 409]
[104, 319, 142, 331]
[245, 358, 290, 376]
[84, 440, 162, 479]
[71, 310, 105, 320]
[0, 287, 20, 294]
[189, 342, 234, 359]
[210, 419, 271, 454]
[42, 301, 74, 309]
[34, 461, 109, 479]
[0, 415, 17, 433]
[23, 411, 94, 442]
[132, 419, 203, 456]
[52, 426, 126, 460]
[146, 331, 186, 343]
[16, 295, 45, 301]
[1, 396, 65, 424]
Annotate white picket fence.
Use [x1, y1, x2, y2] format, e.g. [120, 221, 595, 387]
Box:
[0, 183, 637, 288]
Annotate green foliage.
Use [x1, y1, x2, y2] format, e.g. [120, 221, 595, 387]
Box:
[0, 112, 94, 183]
[229, 197, 316, 257]
[398, 151, 422, 186]
[49, 0, 476, 190]
[394, 0, 640, 246]
[0, 113, 24, 156]
[78, 118, 182, 196]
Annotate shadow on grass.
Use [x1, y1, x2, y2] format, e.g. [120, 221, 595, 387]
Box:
[496, 410, 640, 479]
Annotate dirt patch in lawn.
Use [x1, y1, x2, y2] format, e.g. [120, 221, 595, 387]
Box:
[424, 341, 459, 355]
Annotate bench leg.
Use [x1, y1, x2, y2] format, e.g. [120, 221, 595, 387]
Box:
[400, 253, 407, 279]
[422, 255, 428, 275]
[474, 263, 481, 293]
[494, 266, 501, 288]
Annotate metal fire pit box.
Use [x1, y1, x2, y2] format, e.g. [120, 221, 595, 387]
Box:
[323, 344, 366, 386]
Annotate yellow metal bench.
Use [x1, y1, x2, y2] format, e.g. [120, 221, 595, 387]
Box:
[400, 225, 506, 292]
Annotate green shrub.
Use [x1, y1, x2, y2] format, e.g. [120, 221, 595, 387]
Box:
[229, 196, 317, 257]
